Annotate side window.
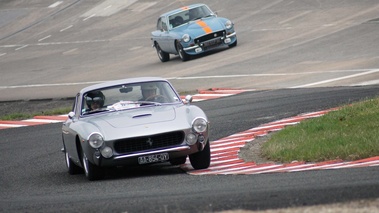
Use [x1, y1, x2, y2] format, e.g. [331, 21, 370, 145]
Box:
[73, 93, 80, 115]
[161, 17, 168, 31]
[156, 18, 163, 31]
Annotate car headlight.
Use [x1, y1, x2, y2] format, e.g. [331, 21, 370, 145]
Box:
[182, 34, 190, 43]
[192, 117, 208, 133]
[88, 133, 104, 149]
[225, 20, 232, 29]
[101, 146, 113, 158]
[186, 133, 198, 145]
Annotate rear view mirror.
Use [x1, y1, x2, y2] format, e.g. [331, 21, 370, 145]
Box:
[120, 87, 133, 93]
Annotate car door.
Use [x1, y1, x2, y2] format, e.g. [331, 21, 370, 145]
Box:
[62, 93, 81, 161]
[152, 16, 173, 53]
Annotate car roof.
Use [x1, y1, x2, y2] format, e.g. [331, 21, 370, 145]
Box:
[160, 3, 206, 17]
[79, 77, 169, 94]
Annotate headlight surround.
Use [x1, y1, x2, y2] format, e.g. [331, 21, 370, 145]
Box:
[182, 34, 190, 43]
[225, 20, 232, 29]
[88, 133, 104, 149]
[192, 117, 208, 133]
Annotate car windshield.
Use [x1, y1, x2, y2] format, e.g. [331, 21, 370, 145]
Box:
[81, 81, 181, 115]
[168, 5, 213, 29]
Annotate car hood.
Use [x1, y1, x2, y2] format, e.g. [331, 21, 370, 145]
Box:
[75, 104, 207, 141]
[89, 106, 176, 128]
[180, 18, 225, 35]
[80, 105, 197, 141]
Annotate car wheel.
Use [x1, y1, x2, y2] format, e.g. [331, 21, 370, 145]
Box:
[155, 43, 170, 62]
[65, 150, 82, 175]
[228, 38, 237, 48]
[82, 153, 103, 181]
[189, 140, 210, 169]
[169, 156, 187, 165]
[176, 41, 190, 61]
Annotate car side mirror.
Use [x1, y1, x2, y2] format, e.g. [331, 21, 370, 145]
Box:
[68, 111, 75, 119]
[185, 95, 193, 105]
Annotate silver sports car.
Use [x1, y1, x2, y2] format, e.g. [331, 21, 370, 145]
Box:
[61, 77, 210, 180]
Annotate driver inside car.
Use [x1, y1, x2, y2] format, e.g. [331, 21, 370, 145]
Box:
[140, 83, 158, 101]
[85, 91, 105, 112]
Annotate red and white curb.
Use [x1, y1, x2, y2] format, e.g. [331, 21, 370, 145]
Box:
[0, 115, 68, 130]
[0, 88, 248, 130]
[181, 88, 252, 102]
[181, 109, 379, 175]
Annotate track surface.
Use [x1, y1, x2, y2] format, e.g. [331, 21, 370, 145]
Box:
[1, 87, 379, 212]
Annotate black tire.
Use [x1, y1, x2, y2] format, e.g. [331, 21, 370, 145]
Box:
[228, 38, 237, 48]
[176, 41, 190, 61]
[189, 140, 211, 170]
[155, 43, 170, 62]
[65, 149, 82, 175]
[169, 156, 187, 165]
[82, 153, 103, 181]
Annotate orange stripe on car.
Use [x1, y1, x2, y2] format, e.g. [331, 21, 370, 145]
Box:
[196, 20, 213, 34]
[181, 6, 189, 10]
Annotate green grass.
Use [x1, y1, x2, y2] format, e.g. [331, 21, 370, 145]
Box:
[0, 107, 71, 121]
[262, 97, 379, 163]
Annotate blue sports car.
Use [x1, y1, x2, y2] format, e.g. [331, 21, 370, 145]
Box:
[151, 3, 237, 62]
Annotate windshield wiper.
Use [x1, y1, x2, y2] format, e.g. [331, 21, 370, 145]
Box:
[137, 101, 162, 106]
[83, 109, 110, 115]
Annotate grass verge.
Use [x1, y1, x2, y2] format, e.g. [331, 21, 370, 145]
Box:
[262, 97, 379, 163]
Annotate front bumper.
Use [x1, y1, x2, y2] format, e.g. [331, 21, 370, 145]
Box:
[183, 31, 237, 53]
[92, 143, 203, 167]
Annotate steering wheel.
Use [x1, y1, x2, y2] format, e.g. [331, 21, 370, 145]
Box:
[145, 95, 169, 103]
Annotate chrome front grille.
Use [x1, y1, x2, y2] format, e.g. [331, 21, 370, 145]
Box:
[194, 30, 225, 44]
[114, 131, 185, 154]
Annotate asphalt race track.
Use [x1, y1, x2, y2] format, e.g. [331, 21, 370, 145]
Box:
[1, 0, 379, 212]
[1, 87, 379, 212]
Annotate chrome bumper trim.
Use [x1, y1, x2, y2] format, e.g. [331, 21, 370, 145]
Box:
[183, 45, 199, 51]
[226, 32, 236, 38]
[114, 146, 191, 159]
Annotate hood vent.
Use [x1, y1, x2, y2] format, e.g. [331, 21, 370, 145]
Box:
[132, 113, 152, 119]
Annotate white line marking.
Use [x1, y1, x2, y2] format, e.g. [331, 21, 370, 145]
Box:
[0, 124, 26, 128]
[15, 45, 28, 51]
[351, 79, 379, 86]
[194, 93, 232, 97]
[104, 5, 112, 10]
[2, 69, 378, 89]
[38, 35, 51, 42]
[23, 119, 62, 123]
[131, 2, 157, 12]
[251, 27, 292, 32]
[83, 14, 96, 21]
[48, 1, 63, 8]
[0, 81, 105, 89]
[291, 69, 379, 88]
[81, 0, 138, 17]
[62, 48, 78, 55]
[60, 25, 73, 32]
[279, 11, 311, 25]
[0, 53, 6, 57]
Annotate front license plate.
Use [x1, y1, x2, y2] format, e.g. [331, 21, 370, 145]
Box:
[203, 38, 221, 47]
[138, 153, 169, 164]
